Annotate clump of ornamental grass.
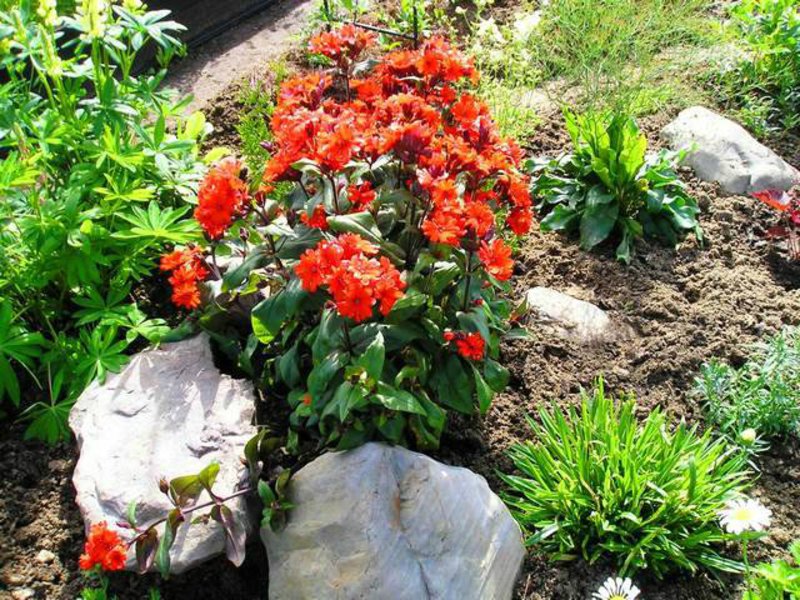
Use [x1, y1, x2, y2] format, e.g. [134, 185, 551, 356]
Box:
[502, 379, 752, 577]
[159, 24, 534, 451]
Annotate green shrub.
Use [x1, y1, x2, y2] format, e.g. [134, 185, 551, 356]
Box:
[743, 541, 800, 599]
[697, 328, 800, 441]
[721, 0, 800, 134]
[502, 379, 751, 577]
[0, 0, 212, 441]
[528, 109, 702, 262]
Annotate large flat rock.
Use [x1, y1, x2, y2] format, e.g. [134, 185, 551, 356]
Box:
[70, 333, 257, 574]
[661, 106, 799, 195]
[262, 443, 524, 600]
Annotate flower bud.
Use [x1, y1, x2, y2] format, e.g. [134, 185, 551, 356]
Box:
[740, 428, 757, 444]
[158, 477, 170, 494]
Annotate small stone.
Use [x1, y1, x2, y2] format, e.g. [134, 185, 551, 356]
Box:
[525, 287, 620, 343]
[2, 572, 26, 586]
[263, 443, 524, 600]
[35, 549, 56, 564]
[661, 106, 800, 195]
[11, 589, 35, 600]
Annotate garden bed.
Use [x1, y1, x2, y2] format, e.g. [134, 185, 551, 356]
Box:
[3, 98, 799, 598]
[2, 0, 800, 599]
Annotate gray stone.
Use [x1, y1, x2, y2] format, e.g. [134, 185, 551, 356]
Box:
[525, 287, 614, 343]
[70, 333, 256, 574]
[262, 443, 524, 600]
[661, 106, 799, 195]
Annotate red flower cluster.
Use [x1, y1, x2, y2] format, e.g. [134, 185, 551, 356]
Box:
[753, 189, 800, 222]
[444, 331, 485, 360]
[160, 247, 208, 309]
[753, 188, 800, 259]
[263, 31, 533, 262]
[308, 23, 375, 65]
[79, 522, 127, 572]
[295, 233, 406, 322]
[195, 158, 249, 239]
[478, 239, 514, 281]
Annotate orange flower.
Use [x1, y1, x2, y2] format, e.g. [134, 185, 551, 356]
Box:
[507, 207, 533, 235]
[753, 189, 791, 212]
[294, 234, 405, 322]
[347, 182, 377, 208]
[195, 158, 248, 239]
[308, 24, 375, 64]
[159, 247, 208, 309]
[478, 239, 514, 281]
[79, 522, 127, 572]
[446, 331, 485, 361]
[300, 206, 329, 230]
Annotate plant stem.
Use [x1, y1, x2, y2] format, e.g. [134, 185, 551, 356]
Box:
[128, 487, 254, 547]
[462, 250, 473, 312]
[343, 320, 354, 353]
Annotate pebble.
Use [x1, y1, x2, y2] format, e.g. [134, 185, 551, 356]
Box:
[2, 573, 26, 586]
[35, 549, 56, 564]
[11, 589, 35, 600]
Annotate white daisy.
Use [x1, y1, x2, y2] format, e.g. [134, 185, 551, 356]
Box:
[592, 576, 641, 600]
[718, 498, 772, 535]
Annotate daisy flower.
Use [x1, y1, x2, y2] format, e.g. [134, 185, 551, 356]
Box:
[718, 498, 772, 535]
[592, 577, 640, 600]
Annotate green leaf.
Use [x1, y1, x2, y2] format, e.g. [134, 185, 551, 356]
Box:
[431, 355, 474, 414]
[251, 278, 308, 343]
[307, 352, 347, 398]
[473, 367, 493, 414]
[278, 342, 302, 387]
[579, 202, 619, 250]
[197, 463, 220, 493]
[354, 332, 385, 381]
[484, 358, 510, 392]
[373, 382, 427, 415]
[327, 212, 384, 245]
[540, 204, 579, 232]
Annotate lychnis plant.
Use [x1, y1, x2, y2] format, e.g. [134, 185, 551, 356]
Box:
[162, 25, 533, 451]
[502, 379, 751, 577]
[528, 109, 702, 262]
[0, 0, 213, 440]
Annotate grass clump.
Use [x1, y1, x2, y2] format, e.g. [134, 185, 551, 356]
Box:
[528, 0, 719, 113]
[696, 328, 800, 441]
[502, 379, 751, 577]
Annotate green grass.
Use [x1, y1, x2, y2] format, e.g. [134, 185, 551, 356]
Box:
[502, 378, 751, 577]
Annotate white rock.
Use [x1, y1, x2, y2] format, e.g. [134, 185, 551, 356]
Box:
[11, 589, 35, 600]
[661, 106, 800, 195]
[526, 287, 614, 343]
[70, 333, 257, 574]
[35, 549, 56, 564]
[262, 443, 524, 600]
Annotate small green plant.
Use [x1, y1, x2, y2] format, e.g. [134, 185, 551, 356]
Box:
[502, 379, 751, 577]
[528, 109, 702, 262]
[743, 541, 800, 599]
[721, 0, 800, 134]
[697, 328, 800, 441]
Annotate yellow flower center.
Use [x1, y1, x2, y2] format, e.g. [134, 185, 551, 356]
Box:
[733, 507, 755, 522]
[610, 595, 626, 600]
